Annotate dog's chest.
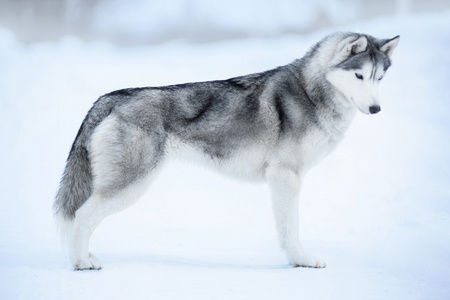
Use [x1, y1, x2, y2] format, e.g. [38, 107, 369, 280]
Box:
[298, 126, 346, 171]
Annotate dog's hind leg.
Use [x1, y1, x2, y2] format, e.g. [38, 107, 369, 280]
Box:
[70, 114, 166, 270]
[266, 166, 326, 268]
[70, 194, 108, 270]
[70, 178, 156, 270]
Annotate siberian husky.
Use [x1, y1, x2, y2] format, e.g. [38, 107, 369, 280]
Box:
[54, 32, 399, 270]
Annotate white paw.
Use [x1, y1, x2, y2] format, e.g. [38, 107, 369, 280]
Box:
[73, 253, 102, 271]
[291, 254, 326, 269]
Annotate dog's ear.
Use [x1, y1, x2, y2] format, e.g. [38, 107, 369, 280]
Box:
[347, 36, 368, 55]
[380, 35, 400, 58]
[332, 35, 368, 65]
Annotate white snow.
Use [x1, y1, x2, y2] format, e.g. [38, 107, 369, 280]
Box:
[1, 10, 450, 300]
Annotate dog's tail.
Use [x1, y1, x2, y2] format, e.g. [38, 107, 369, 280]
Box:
[53, 94, 116, 244]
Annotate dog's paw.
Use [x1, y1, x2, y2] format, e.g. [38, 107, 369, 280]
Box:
[73, 253, 102, 271]
[291, 254, 326, 269]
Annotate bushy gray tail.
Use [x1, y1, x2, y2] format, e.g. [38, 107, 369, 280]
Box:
[54, 134, 93, 221]
[54, 94, 117, 224]
[53, 95, 119, 249]
[54, 121, 96, 244]
[53, 121, 95, 246]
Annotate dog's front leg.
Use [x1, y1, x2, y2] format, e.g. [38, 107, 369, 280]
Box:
[267, 167, 326, 268]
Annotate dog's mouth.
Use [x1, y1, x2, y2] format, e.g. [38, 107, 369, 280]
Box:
[351, 98, 381, 115]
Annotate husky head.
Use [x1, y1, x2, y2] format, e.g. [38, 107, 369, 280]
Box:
[326, 34, 400, 114]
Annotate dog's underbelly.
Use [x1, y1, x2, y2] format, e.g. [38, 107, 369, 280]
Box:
[165, 135, 270, 182]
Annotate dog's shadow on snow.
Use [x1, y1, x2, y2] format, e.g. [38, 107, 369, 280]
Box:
[102, 252, 291, 270]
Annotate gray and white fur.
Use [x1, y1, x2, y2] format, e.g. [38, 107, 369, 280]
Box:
[54, 32, 399, 270]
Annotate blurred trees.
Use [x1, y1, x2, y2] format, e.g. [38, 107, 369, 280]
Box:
[0, 0, 448, 45]
[0, 0, 102, 43]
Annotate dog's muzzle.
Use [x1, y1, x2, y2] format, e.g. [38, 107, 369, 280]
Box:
[369, 105, 381, 114]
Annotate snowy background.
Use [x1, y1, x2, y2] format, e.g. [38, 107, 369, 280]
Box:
[1, 1, 450, 299]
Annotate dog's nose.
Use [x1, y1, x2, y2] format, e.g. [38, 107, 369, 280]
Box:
[369, 105, 381, 114]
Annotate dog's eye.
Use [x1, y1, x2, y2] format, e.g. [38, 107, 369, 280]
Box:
[378, 75, 383, 80]
[355, 73, 363, 80]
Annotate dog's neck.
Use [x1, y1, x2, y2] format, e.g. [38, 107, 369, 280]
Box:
[316, 92, 357, 139]
[289, 60, 357, 138]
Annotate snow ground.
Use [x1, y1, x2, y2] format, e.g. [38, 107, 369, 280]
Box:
[1, 11, 450, 300]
